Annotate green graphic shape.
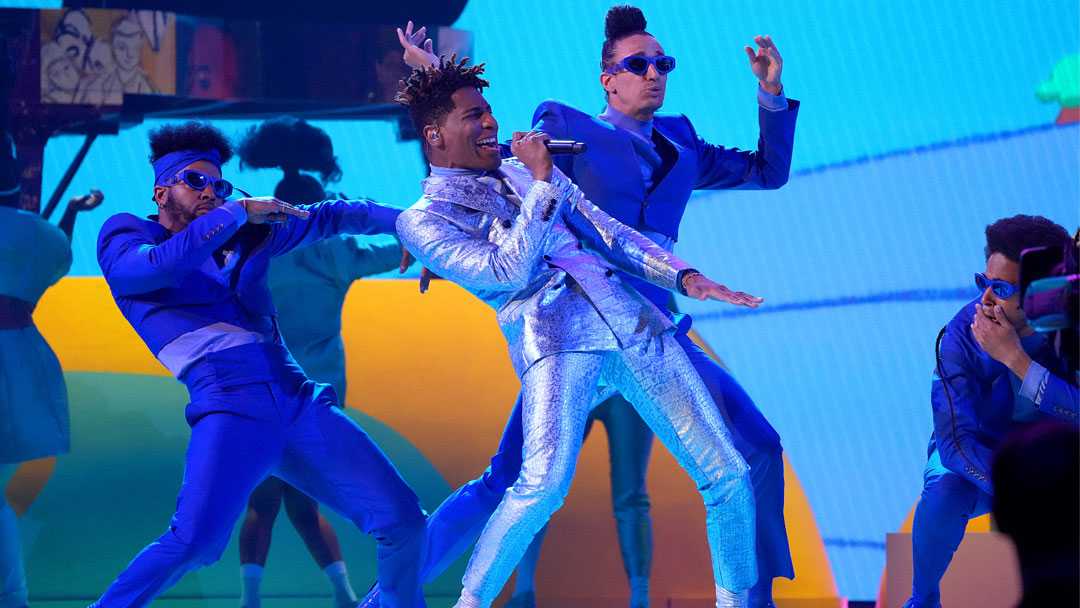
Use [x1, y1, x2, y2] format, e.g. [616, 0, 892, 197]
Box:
[1037, 53, 1080, 107]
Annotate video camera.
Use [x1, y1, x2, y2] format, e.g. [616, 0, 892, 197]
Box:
[1019, 230, 1079, 375]
[1020, 229, 1079, 333]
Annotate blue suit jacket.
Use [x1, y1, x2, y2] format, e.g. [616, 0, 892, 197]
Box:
[532, 99, 798, 309]
[97, 199, 399, 365]
[531, 100, 797, 456]
[931, 299, 1074, 494]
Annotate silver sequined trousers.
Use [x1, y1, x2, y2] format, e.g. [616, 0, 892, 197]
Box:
[455, 332, 757, 607]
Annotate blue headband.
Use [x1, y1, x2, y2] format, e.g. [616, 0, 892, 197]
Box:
[152, 149, 223, 185]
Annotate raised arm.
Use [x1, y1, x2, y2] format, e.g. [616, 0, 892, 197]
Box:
[692, 100, 798, 191]
[397, 177, 565, 293]
[264, 198, 401, 258]
[97, 203, 247, 296]
[325, 234, 406, 282]
[396, 20, 439, 68]
[694, 34, 799, 190]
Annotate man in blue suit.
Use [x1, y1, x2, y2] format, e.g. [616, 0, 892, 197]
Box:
[91, 122, 427, 608]
[513, 8, 797, 606]
[904, 215, 1076, 608]
[367, 7, 798, 607]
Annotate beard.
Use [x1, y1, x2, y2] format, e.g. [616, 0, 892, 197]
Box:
[160, 190, 202, 231]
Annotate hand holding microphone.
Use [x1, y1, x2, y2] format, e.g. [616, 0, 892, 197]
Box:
[511, 131, 554, 183]
[502, 138, 588, 157]
[543, 140, 587, 154]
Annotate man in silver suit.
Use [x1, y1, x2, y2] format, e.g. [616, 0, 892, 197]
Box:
[394, 56, 764, 608]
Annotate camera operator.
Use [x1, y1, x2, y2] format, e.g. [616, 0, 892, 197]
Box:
[903, 215, 1076, 608]
[971, 230, 1079, 419]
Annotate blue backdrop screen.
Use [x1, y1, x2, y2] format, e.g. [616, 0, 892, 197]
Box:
[20, 0, 1079, 598]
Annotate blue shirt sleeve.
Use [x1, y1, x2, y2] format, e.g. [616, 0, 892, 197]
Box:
[1020, 360, 1079, 423]
[264, 198, 401, 258]
[97, 202, 245, 297]
[692, 99, 799, 191]
[757, 85, 789, 112]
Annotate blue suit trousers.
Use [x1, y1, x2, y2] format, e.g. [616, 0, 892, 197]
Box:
[905, 449, 992, 608]
[92, 345, 426, 608]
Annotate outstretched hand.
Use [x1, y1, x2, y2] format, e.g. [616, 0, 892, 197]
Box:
[744, 35, 783, 94]
[69, 189, 105, 212]
[239, 196, 310, 224]
[397, 20, 438, 69]
[682, 273, 764, 308]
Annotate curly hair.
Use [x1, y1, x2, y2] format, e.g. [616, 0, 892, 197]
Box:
[601, 5, 651, 70]
[148, 121, 233, 164]
[985, 215, 1070, 262]
[236, 116, 341, 184]
[395, 54, 489, 135]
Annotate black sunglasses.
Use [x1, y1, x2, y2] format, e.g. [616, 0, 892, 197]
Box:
[167, 169, 234, 199]
[605, 54, 677, 76]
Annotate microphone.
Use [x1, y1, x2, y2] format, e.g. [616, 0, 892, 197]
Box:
[544, 140, 587, 154]
[500, 139, 588, 155]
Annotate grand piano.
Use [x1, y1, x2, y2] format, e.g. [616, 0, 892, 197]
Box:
[1, 0, 470, 216]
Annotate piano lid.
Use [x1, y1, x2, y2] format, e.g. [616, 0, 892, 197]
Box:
[62, 0, 469, 27]
[20, 6, 473, 128]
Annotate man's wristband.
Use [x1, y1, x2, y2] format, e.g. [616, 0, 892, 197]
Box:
[677, 269, 702, 295]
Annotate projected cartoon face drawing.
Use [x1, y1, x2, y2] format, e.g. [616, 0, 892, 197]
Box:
[42, 9, 166, 105]
[82, 14, 158, 104]
[74, 40, 114, 105]
[40, 42, 79, 103]
[47, 55, 80, 92]
[110, 17, 144, 73]
[85, 39, 114, 78]
[53, 9, 93, 70]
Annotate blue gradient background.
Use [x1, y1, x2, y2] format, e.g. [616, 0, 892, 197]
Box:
[12, 0, 1079, 598]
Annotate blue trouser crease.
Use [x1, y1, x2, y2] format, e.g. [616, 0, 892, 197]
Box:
[904, 449, 991, 608]
[91, 343, 426, 608]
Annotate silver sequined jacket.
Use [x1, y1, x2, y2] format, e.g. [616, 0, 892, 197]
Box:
[397, 159, 696, 377]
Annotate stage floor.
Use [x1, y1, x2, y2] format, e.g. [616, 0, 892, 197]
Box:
[34, 597, 846, 608]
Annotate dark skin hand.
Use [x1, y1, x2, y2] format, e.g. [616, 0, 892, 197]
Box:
[971, 303, 1032, 380]
[58, 189, 105, 240]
